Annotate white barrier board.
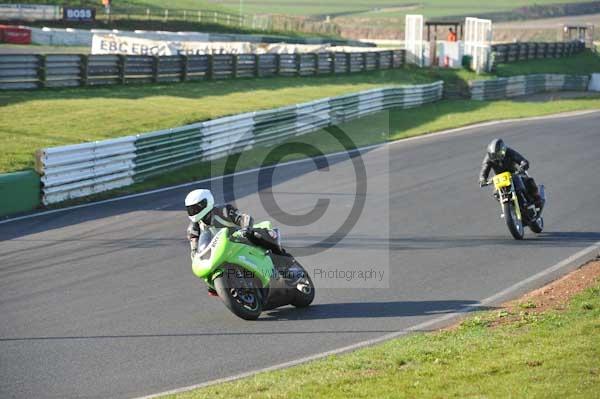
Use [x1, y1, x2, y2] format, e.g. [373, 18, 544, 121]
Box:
[589, 73, 600, 92]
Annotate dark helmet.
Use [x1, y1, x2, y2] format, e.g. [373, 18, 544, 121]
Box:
[487, 138, 507, 162]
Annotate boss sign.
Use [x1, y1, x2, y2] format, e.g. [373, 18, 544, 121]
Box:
[63, 7, 96, 22]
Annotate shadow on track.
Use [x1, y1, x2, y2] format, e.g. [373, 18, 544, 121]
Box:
[0, 147, 375, 242]
[0, 300, 492, 341]
[262, 299, 493, 321]
[285, 231, 600, 250]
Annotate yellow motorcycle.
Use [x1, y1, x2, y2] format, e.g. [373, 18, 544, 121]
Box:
[483, 171, 545, 240]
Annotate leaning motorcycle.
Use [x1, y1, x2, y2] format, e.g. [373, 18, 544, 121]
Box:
[191, 221, 315, 320]
[483, 171, 546, 240]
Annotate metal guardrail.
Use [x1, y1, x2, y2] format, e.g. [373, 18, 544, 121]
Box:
[36, 81, 443, 205]
[469, 74, 590, 101]
[490, 41, 585, 67]
[0, 50, 404, 90]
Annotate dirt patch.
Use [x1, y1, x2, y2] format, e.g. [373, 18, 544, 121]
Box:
[445, 259, 600, 330]
[490, 259, 600, 327]
[507, 260, 600, 311]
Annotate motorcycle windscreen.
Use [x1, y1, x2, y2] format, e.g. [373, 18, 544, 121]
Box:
[196, 230, 213, 256]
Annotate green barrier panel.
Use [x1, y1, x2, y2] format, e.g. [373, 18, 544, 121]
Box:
[0, 170, 41, 217]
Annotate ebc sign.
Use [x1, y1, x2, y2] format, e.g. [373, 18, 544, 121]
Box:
[63, 7, 96, 21]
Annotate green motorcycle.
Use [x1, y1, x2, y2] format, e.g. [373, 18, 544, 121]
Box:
[191, 221, 315, 320]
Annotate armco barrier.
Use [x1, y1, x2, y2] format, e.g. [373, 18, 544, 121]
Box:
[36, 81, 443, 205]
[469, 74, 590, 101]
[0, 50, 403, 90]
[0, 170, 40, 217]
[490, 41, 585, 67]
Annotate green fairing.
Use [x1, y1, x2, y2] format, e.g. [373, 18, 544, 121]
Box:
[192, 221, 275, 288]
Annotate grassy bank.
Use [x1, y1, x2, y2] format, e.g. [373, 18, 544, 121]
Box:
[1, 51, 598, 175]
[0, 48, 600, 177]
[495, 50, 600, 76]
[0, 67, 459, 173]
[158, 273, 600, 399]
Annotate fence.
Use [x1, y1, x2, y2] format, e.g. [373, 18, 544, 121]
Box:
[35, 82, 443, 204]
[0, 50, 405, 90]
[100, 6, 243, 26]
[490, 41, 586, 66]
[1, 4, 339, 36]
[102, 8, 340, 36]
[469, 74, 590, 100]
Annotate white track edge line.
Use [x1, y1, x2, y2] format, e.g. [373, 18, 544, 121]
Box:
[2, 108, 598, 226]
[133, 241, 600, 399]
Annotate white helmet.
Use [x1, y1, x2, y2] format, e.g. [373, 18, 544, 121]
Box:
[185, 189, 214, 223]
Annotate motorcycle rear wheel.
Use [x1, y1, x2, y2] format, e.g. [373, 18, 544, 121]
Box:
[214, 267, 262, 320]
[503, 202, 524, 240]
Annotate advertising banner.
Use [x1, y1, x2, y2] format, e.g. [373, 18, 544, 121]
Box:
[0, 4, 60, 21]
[91, 34, 255, 56]
[91, 34, 368, 56]
[63, 7, 96, 22]
[0, 25, 31, 44]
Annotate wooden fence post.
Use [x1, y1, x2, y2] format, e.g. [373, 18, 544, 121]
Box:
[207, 54, 214, 80]
[276, 53, 281, 76]
[254, 54, 260, 77]
[232, 54, 238, 78]
[295, 53, 301, 76]
[345, 52, 351, 73]
[375, 51, 381, 70]
[80, 54, 89, 86]
[118, 55, 126, 84]
[362, 52, 367, 71]
[181, 54, 188, 82]
[37, 54, 46, 88]
[330, 51, 336, 74]
[152, 56, 159, 83]
[313, 53, 318, 75]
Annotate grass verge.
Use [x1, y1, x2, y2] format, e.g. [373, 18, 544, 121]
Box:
[159, 262, 600, 398]
[0, 68, 437, 173]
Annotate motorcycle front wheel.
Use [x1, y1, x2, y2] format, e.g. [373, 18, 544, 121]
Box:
[213, 266, 262, 320]
[503, 202, 524, 240]
[529, 217, 544, 234]
[291, 264, 315, 308]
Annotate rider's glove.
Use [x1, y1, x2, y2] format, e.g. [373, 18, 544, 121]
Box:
[240, 214, 254, 229]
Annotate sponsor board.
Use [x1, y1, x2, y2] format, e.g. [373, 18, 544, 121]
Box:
[0, 3, 60, 21]
[90, 34, 378, 56]
[63, 7, 96, 22]
[91, 34, 255, 56]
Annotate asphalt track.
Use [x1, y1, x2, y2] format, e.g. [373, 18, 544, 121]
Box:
[1, 112, 600, 398]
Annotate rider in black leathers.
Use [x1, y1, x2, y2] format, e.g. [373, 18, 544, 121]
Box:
[479, 138, 543, 209]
